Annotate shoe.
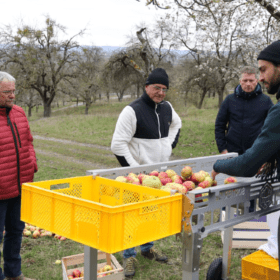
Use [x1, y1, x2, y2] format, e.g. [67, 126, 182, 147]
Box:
[123, 257, 138, 277]
[141, 248, 168, 262]
[4, 274, 25, 280]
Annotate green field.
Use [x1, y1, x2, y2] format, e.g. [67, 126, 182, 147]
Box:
[2, 98, 258, 279]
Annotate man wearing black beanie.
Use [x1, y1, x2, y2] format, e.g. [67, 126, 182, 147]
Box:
[258, 40, 280, 98]
[209, 40, 280, 272]
[111, 68, 182, 278]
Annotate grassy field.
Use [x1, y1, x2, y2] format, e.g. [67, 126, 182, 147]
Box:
[3, 97, 259, 279]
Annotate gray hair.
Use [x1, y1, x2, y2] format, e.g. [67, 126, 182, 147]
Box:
[239, 66, 258, 80]
[0, 72, 15, 83]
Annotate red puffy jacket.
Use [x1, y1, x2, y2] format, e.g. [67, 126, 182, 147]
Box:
[0, 105, 37, 200]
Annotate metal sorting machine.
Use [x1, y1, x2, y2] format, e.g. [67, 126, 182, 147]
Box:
[84, 152, 280, 280]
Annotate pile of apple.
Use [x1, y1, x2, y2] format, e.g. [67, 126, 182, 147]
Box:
[68, 269, 84, 279]
[67, 265, 113, 279]
[97, 264, 114, 278]
[22, 223, 66, 240]
[115, 166, 237, 194]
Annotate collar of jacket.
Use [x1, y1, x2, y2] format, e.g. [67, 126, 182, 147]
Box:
[0, 106, 11, 115]
[141, 90, 163, 108]
[234, 83, 263, 100]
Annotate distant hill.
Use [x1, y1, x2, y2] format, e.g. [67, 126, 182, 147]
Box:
[99, 46, 189, 59]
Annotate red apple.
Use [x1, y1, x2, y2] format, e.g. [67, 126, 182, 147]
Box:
[160, 177, 173, 186]
[32, 230, 40, 239]
[224, 177, 237, 184]
[149, 170, 159, 176]
[158, 172, 169, 180]
[198, 180, 211, 189]
[212, 180, 217, 186]
[182, 181, 195, 191]
[72, 269, 81, 277]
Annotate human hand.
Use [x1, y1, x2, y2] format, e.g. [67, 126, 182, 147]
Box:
[211, 170, 219, 180]
[257, 163, 266, 175]
[221, 149, 228, 154]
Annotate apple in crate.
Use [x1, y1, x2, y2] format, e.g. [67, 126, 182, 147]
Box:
[115, 176, 127, 183]
[72, 269, 81, 277]
[158, 172, 169, 180]
[182, 181, 195, 192]
[142, 176, 162, 189]
[224, 177, 237, 184]
[181, 166, 193, 179]
[198, 180, 211, 189]
[165, 169, 177, 178]
[190, 173, 204, 184]
[171, 175, 183, 184]
[102, 264, 113, 275]
[160, 177, 172, 186]
[68, 275, 74, 279]
[149, 170, 159, 176]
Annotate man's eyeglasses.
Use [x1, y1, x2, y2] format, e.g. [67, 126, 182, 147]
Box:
[151, 85, 168, 93]
[0, 90, 16, 96]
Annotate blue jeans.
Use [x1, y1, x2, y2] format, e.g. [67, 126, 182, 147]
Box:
[123, 242, 154, 259]
[0, 196, 25, 280]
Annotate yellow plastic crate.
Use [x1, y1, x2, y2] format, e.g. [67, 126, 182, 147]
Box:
[21, 175, 182, 253]
[242, 250, 279, 280]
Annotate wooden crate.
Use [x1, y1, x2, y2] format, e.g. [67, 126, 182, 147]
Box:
[221, 212, 270, 249]
[62, 251, 123, 280]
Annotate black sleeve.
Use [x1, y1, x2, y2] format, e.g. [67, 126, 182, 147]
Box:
[114, 154, 130, 167]
[172, 129, 180, 149]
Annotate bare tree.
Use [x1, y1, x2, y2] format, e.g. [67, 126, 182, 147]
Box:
[0, 17, 85, 117]
[142, 0, 280, 22]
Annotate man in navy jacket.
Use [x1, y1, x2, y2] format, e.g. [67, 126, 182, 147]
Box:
[215, 66, 273, 155]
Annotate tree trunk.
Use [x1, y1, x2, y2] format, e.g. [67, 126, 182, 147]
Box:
[198, 89, 207, 109]
[218, 87, 225, 108]
[28, 106, 32, 117]
[85, 104, 89, 115]
[137, 83, 140, 98]
[76, 98, 79, 106]
[43, 101, 51, 117]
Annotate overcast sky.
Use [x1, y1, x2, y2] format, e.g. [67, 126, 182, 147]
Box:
[2, 0, 166, 47]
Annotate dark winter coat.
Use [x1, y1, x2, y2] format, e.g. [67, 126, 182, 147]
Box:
[215, 84, 274, 155]
[213, 101, 280, 179]
[0, 105, 37, 200]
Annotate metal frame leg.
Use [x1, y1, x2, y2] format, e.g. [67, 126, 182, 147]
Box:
[84, 246, 97, 280]
[222, 207, 234, 280]
[182, 212, 204, 280]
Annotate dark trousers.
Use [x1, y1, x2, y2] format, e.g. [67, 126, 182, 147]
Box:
[0, 196, 25, 280]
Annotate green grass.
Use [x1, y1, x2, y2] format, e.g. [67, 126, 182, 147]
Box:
[5, 98, 257, 279]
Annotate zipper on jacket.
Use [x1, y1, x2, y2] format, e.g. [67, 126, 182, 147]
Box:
[14, 123, 22, 148]
[7, 114, 21, 194]
[155, 104, 161, 138]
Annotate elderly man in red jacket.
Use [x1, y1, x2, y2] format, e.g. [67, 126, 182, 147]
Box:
[0, 72, 37, 280]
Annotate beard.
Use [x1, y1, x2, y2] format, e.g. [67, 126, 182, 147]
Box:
[267, 68, 280, 95]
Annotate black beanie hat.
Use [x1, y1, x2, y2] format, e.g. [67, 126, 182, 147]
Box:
[145, 68, 169, 89]
[257, 40, 280, 65]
